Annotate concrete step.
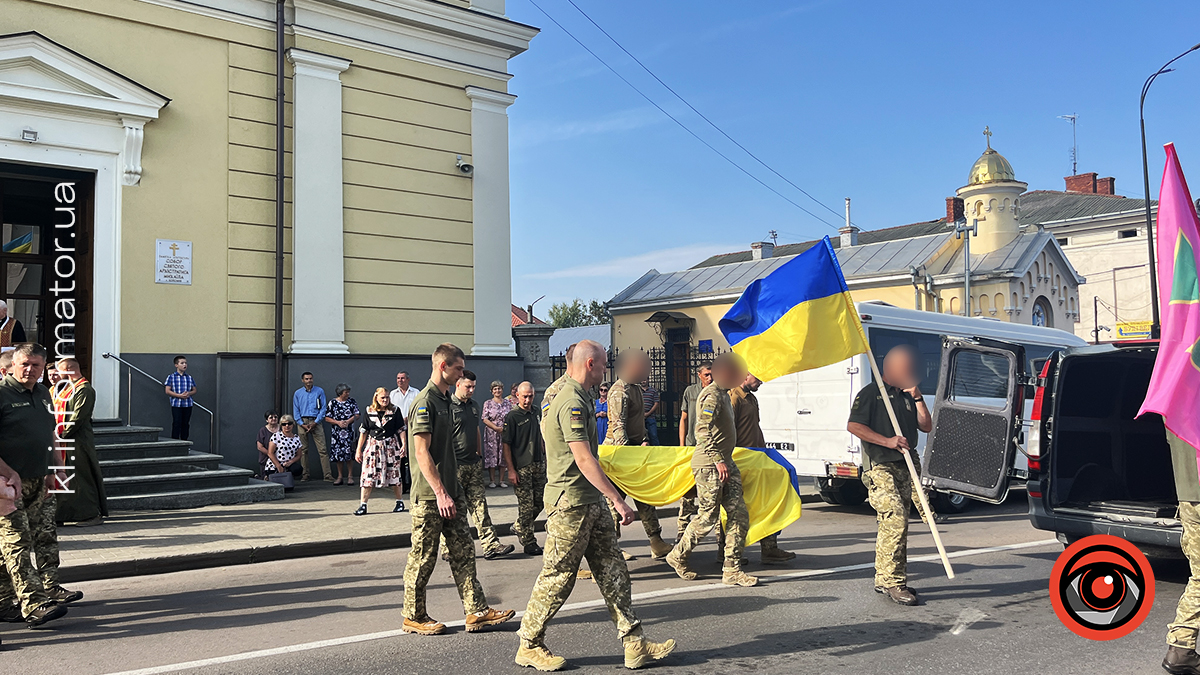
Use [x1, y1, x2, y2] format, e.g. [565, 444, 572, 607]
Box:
[104, 466, 256, 498]
[99, 452, 223, 478]
[95, 425, 164, 446]
[97, 439, 193, 460]
[106, 480, 285, 511]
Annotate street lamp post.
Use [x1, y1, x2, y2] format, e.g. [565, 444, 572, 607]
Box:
[954, 219, 978, 317]
[1139, 42, 1200, 340]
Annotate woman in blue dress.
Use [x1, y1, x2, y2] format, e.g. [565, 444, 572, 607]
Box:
[595, 382, 610, 443]
[324, 383, 360, 485]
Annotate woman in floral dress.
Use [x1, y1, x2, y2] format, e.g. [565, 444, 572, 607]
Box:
[324, 383, 360, 485]
[354, 387, 406, 515]
[481, 380, 512, 488]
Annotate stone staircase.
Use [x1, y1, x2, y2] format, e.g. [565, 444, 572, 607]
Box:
[96, 419, 284, 510]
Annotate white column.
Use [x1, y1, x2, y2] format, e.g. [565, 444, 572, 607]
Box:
[466, 86, 518, 357]
[287, 49, 351, 354]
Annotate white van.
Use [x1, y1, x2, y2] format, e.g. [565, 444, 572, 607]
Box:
[755, 301, 1088, 510]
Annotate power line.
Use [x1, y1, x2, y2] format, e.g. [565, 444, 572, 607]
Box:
[564, 0, 853, 227]
[524, 0, 840, 230]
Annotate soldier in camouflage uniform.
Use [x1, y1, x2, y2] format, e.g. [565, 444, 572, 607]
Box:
[730, 373, 796, 565]
[516, 340, 675, 671]
[0, 492, 84, 618]
[666, 353, 757, 587]
[1165, 431, 1200, 674]
[675, 363, 712, 541]
[503, 382, 548, 555]
[605, 352, 672, 560]
[401, 343, 513, 636]
[0, 343, 68, 626]
[442, 370, 513, 561]
[846, 345, 931, 607]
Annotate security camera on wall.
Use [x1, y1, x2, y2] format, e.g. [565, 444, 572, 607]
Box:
[456, 155, 474, 176]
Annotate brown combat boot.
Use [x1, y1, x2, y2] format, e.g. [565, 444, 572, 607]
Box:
[1164, 645, 1200, 674]
[875, 585, 919, 606]
[761, 546, 796, 565]
[401, 615, 446, 635]
[464, 607, 515, 633]
[722, 568, 759, 587]
[665, 550, 698, 581]
[515, 644, 568, 671]
[624, 636, 677, 669]
[648, 534, 672, 559]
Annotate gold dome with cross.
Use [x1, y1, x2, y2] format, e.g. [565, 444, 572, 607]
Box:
[968, 126, 1017, 185]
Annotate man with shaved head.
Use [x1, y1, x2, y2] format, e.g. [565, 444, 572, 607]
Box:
[504, 381, 547, 555]
[604, 351, 671, 560]
[516, 340, 675, 671]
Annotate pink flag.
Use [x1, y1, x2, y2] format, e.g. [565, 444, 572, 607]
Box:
[1138, 143, 1200, 456]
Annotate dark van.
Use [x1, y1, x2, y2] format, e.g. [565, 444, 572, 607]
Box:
[919, 337, 1181, 556]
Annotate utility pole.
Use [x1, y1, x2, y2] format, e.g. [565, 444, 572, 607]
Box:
[954, 219, 978, 316]
[1092, 296, 1111, 344]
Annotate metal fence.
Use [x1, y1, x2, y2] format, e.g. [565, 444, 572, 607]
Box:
[549, 344, 728, 441]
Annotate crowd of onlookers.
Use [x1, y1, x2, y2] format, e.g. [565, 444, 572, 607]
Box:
[249, 369, 667, 514]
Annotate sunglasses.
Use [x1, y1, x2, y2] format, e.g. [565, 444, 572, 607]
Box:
[281, 422, 295, 427]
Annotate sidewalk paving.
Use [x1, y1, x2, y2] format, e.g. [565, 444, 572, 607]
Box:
[59, 480, 821, 583]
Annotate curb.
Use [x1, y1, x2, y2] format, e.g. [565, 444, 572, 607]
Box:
[60, 493, 823, 583]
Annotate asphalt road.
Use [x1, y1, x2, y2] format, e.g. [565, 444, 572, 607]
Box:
[3, 494, 1189, 674]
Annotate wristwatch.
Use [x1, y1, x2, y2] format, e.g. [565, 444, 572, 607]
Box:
[913, 396, 925, 403]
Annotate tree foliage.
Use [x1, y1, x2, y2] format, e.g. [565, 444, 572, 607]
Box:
[548, 298, 611, 328]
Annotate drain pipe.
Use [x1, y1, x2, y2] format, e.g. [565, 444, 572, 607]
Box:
[273, 0, 286, 412]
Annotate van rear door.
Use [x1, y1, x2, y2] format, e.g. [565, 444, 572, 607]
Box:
[921, 337, 1026, 503]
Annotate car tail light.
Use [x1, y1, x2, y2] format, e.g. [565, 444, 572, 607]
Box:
[1028, 489, 1043, 498]
[1026, 358, 1053, 464]
[828, 462, 860, 478]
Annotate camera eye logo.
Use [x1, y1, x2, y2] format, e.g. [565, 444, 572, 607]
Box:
[1049, 534, 1155, 640]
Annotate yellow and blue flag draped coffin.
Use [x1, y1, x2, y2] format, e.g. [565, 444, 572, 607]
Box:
[598, 445, 803, 545]
[719, 235, 867, 383]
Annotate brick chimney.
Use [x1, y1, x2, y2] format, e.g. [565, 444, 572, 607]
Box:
[1065, 172, 1097, 193]
[946, 196, 964, 223]
[751, 241, 774, 260]
[1095, 176, 1115, 195]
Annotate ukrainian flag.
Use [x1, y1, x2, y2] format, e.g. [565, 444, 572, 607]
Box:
[2, 232, 32, 254]
[719, 236, 867, 382]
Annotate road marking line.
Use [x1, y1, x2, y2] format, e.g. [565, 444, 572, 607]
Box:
[104, 538, 1058, 675]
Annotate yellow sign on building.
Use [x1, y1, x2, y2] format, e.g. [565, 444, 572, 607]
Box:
[1116, 321, 1153, 340]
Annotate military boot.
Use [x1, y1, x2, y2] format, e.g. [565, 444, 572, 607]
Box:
[1164, 645, 1200, 674]
[401, 615, 446, 635]
[624, 636, 677, 669]
[761, 547, 796, 565]
[722, 568, 759, 587]
[875, 585, 919, 606]
[665, 550, 698, 581]
[515, 644, 567, 671]
[25, 603, 67, 628]
[648, 534, 672, 559]
[46, 586, 84, 604]
[465, 607, 516, 633]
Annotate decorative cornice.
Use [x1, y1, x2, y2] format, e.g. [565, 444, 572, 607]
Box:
[465, 85, 515, 113]
[286, 48, 352, 80]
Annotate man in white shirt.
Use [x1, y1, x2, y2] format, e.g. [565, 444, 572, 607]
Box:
[390, 370, 419, 493]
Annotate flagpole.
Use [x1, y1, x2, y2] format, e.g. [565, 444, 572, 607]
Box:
[849, 295, 954, 579]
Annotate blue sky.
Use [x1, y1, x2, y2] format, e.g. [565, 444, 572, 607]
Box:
[505, 0, 1200, 312]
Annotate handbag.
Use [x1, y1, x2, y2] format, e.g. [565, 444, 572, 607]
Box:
[267, 471, 295, 490]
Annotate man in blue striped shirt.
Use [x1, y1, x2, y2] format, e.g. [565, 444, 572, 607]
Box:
[292, 372, 329, 482]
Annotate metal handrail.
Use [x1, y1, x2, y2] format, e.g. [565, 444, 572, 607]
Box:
[101, 352, 217, 454]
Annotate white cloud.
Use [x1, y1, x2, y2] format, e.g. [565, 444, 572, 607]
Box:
[523, 242, 743, 281]
[512, 107, 664, 149]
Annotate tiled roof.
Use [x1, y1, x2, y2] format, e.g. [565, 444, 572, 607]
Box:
[511, 304, 546, 326]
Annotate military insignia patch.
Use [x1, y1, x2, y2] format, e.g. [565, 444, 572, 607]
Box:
[569, 406, 584, 429]
[700, 408, 714, 419]
[415, 405, 429, 422]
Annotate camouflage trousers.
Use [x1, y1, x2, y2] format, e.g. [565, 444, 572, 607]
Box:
[403, 497, 487, 620]
[676, 487, 698, 540]
[1169, 501, 1200, 648]
[863, 461, 911, 588]
[759, 532, 782, 551]
[673, 466, 749, 570]
[0, 491, 60, 607]
[512, 462, 547, 548]
[608, 496, 662, 540]
[0, 478, 52, 615]
[440, 461, 502, 554]
[518, 499, 642, 648]
[909, 459, 933, 523]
